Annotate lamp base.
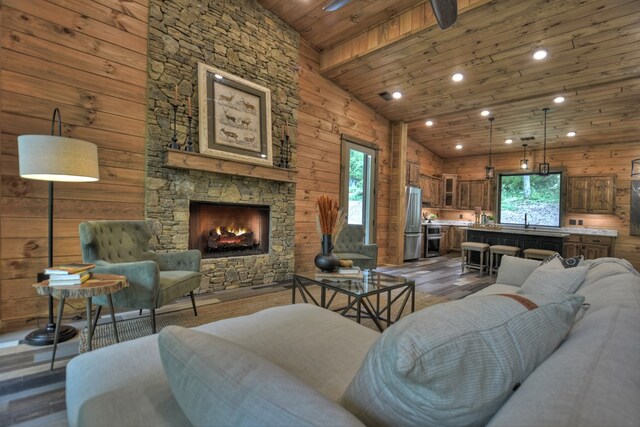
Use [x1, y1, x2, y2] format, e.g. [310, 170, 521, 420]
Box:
[24, 323, 76, 346]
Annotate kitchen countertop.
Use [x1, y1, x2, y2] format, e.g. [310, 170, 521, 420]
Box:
[422, 221, 618, 237]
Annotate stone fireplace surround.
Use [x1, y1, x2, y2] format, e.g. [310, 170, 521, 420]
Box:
[145, 165, 295, 293]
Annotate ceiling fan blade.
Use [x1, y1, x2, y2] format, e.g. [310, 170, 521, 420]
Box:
[323, 0, 352, 12]
[430, 0, 458, 29]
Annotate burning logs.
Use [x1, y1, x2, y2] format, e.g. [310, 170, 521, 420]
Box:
[206, 227, 256, 251]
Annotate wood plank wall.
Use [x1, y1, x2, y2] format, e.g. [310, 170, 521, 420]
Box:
[296, 39, 392, 274]
[407, 136, 444, 176]
[0, 0, 148, 332]
[439, 141, 640, 269]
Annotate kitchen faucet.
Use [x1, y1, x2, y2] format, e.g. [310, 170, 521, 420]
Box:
[524, 213, 529, 229]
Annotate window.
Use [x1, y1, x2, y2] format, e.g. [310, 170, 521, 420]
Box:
[340, 136, 378, 243]
[498, 172, 562, 227]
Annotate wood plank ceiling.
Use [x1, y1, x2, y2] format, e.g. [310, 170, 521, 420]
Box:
[259, 0, 640, 158]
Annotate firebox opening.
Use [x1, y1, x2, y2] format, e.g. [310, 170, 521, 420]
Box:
[189, 201, 270, 258]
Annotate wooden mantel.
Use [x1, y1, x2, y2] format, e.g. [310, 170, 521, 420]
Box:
[164, 150, 297, 183]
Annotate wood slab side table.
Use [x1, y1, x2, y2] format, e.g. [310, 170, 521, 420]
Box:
[33, 274, 128, 370]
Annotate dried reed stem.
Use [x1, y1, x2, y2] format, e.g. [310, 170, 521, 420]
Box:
[316, 195, 345, 236]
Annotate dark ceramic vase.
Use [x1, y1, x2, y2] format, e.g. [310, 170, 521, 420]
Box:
[314, 234, 339, 272]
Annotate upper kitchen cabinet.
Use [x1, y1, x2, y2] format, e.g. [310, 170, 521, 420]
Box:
[407, 162, 420, 186]
[442, 174, 458, 209]
[420, 174, 442, 208]
[567, 176, 615, 214]
[457, 180, 494, 211]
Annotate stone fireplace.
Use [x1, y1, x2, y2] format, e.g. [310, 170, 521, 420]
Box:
[189, 201, 270, 258]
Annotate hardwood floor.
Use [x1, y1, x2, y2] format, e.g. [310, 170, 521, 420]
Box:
[0, 254, 492, 426]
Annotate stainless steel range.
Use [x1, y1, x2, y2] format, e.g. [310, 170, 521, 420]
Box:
[423, 223, 442, 258]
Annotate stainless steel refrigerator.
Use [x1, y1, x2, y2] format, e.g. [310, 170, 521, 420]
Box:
[403, 185, 423, 261]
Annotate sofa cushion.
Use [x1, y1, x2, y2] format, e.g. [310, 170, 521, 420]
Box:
[158, 326, 365, 427]
[577, 258, 640, 311]
[495, 255, 541, 286]
[488, 306, 640, 427]
[341, 293, 584, 427]
[518, 264, 588, 299]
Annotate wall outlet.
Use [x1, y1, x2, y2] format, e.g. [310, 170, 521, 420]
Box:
[578, 219, 584, 225]
[569, 219, 577, 225]
[459, 214, 463, 219]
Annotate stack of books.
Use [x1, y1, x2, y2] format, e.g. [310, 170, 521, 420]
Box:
[45, 263, 95, 286]
[315, 266, 363, 281]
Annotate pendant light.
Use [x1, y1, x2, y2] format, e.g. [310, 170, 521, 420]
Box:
[520, 144, 529, 169]
[485, 117, 495, 179]
[539, 108, 550, 175]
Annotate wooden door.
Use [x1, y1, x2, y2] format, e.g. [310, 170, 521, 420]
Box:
[567, 177, 590, 213]
[564, 243, 580, 258]
[442, 174, 457, 208]
[590, 176, 614, 214]
[432, 177, 442, 208]
[407, 162, 420, 185]
[458, 181, 470, 210]
[420, 175, 430, 204]
[483, 179, 494, 211]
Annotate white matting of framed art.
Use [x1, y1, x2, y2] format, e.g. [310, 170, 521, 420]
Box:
[198, 62, 272, 166]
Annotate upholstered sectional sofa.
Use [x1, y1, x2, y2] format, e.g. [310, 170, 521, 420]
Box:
[66, 256, 640, 426]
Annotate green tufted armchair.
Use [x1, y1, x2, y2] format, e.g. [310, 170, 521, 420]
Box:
[79, 220, 202, 333]
[333, 224, 378, 270]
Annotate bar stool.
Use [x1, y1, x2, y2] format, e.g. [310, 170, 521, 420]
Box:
[489, 245, 521, 276]
[461, 242, 490, 276]
[523, 248, 557, 260]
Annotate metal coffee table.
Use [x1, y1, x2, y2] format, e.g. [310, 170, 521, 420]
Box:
[292, 271, 415, 331]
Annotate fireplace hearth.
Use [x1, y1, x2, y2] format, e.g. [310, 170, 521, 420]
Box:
[189, 202, 270, 258]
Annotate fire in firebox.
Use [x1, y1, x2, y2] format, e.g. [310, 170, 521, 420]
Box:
[206, 226, 258, 252]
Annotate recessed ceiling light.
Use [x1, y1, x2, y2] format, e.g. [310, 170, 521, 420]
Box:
[481, 110, 490, 117]
[260, 154, 267, 158]
[533, 48, 548, 60]
[214, 74, 223, 79]
[567, 131, 576, 137]
[554, 96, 565, 103]
[505, 139, 513, 144]
[392, 91, 402, 99]
[455, 144, 463, 149]
[425, 120, 434, 127]
[452, 73, 464, 82]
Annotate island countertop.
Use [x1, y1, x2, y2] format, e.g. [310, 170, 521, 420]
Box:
[460, 225, 617, 238]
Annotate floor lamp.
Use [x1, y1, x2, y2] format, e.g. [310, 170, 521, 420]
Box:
[18, 108, 100, 346]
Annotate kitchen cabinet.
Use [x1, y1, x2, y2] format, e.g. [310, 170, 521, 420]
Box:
[441, 225, 466, 252]
[456, 180, 493, 211]
[564, 235, 614, 259]
[442, 174, 457, 208]
[420, 174, 442, 208]
[567, 176, 615, 214]
[407, 162, 420, 186]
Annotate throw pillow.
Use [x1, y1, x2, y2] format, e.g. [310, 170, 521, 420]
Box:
[519, 265, 588, 299]
[158, 326, 364, 427]
[542, 253, 584, 268]
[495, 255, 541, 286]
[341, 293, 584, 427]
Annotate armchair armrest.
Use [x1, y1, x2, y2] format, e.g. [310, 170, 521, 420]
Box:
[360, 243, 378, 260]
[152, 250, 201, 272]
[92, 260, 160, 309]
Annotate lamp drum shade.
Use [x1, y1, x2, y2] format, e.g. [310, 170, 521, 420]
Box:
[18, 135, 99, 182]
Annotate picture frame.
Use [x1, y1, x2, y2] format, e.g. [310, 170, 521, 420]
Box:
[198, 63, 272, 166]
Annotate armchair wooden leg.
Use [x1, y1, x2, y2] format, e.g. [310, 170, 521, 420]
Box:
[150, 309, 156, 334]
[190, 291, 198, 317]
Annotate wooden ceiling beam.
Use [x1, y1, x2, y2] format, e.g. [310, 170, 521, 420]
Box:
[319, 0, 491, 74]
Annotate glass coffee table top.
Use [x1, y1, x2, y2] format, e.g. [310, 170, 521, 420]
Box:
[296, 270, 414, 297]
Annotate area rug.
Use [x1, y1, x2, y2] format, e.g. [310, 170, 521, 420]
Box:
[79, 288, 451, 353]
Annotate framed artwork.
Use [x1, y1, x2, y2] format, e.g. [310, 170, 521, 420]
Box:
[198, 63, 272, 166]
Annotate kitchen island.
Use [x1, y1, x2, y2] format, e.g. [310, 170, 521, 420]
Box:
[464, 225, 617, 258]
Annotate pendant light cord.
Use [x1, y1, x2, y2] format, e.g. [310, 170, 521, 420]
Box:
[489, 117, 494, 165]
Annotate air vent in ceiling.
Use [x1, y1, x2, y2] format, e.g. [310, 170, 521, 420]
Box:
[520, 136, 536, 141]
[378, 91, 393, 101]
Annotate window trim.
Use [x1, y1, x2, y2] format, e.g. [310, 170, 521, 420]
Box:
[496, 170, 564, 228]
